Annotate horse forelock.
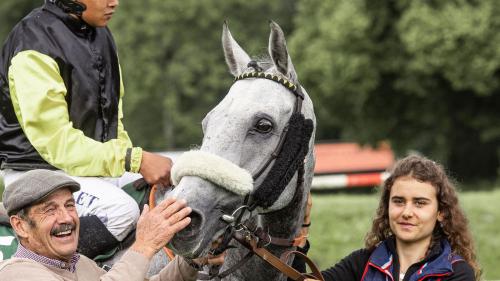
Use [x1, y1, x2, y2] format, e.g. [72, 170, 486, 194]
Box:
[244, 56, 296, 82]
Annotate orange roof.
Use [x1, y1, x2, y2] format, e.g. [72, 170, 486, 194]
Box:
[314, 143, 394, 174]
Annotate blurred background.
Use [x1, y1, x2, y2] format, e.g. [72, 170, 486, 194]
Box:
[1, 0, 499, 279]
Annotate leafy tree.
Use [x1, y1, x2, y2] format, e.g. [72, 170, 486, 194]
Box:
[3, 0, 498, 181]
[110, 0, 297, 150]
[0, 0, 39, 41]
[290, 0, 500, 180]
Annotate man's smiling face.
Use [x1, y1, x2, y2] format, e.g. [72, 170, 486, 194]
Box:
[20, 188, 79, 261]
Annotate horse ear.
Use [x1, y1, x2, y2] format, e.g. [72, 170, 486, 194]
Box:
[222, 21, 251, 76]
[268, 21, 298, 83]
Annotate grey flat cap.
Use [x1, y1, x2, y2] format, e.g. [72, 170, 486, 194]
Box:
[2, 169, 80, 216]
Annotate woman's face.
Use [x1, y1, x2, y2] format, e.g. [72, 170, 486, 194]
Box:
[388, 176, 443, 246]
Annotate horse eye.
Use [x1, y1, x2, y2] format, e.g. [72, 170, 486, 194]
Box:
[254, 119, 273, 133]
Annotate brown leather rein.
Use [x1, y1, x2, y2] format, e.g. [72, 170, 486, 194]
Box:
[148, 184, 323, 281]
[229, 221, 325, 281]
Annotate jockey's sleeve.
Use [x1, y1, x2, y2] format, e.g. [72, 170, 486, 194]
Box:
[8, 50, 143, 176]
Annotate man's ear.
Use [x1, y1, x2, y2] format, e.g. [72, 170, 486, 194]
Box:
[10, 215, 31, 239]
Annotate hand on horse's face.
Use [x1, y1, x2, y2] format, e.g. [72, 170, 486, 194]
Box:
[131, 198, 192, 259]
[139, 151, 173, 186]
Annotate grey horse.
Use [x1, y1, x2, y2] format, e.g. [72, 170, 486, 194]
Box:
[165, 21, 316, 281]
[105, 21, 316, 280]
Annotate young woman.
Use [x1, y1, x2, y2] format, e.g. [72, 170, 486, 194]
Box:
[303, 155, 480, 281]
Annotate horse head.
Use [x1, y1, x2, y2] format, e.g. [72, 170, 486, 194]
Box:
[168, 22, 316, 277]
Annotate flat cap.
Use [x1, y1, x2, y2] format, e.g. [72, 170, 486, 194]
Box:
[2, 169, 80, 216]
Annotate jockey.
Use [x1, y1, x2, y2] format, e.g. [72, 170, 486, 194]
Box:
[0, 0, 173, 258]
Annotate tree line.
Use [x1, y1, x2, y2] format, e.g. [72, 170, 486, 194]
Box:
[1, 0, 499, 182]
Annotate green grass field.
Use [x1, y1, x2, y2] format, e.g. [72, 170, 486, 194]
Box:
[308, 188, 500, 280]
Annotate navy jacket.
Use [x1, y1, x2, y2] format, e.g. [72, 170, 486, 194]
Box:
[295, 237, 474, 281]
[360, 238, 470, 281]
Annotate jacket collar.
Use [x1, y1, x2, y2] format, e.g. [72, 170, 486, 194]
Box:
[13, 243, 80, 272]
[43, 1, 95, 38]
[369, 237, 456, 279]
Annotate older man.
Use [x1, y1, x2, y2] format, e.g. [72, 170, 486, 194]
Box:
[0, 169, 198, 280]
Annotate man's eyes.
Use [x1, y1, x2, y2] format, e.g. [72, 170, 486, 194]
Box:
[44, 207, 56, 214]
[44, 203, 76, 214]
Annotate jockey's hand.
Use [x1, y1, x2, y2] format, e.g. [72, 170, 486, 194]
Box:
[298, 191, 312, 248]
[131, 198, 191, 259]
[139, 151, 173, 186]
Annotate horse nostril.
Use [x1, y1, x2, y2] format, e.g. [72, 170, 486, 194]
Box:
[177, 210, 203, 240]
[189, 211, 202, 231]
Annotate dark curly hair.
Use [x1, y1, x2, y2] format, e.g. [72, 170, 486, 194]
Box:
[364, 155, 480, 279]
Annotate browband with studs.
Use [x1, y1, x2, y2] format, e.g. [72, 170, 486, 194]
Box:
[234, 71, 304, 99]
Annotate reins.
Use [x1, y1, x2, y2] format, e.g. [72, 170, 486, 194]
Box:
[149, 174, 318, 280]
[198, 208, 323, 281]
[232, 225, 324, 281]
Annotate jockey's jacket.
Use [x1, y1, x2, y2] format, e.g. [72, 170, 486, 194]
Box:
[0, 0, 142, 176]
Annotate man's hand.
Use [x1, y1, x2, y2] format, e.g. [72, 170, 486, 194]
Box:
[131, 198, 191, 259]
[139, 151, 173, 186]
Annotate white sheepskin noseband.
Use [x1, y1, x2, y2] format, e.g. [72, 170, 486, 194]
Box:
[171, 150, 254, 196]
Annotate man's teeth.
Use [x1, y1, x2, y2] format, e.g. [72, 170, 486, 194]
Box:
[54, 230, 72, 236]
